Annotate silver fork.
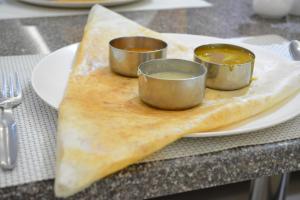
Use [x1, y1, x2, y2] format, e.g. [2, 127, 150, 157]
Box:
[0, 72, 22, 170]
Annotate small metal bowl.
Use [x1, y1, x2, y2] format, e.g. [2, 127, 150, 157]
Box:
[194, 43, 255, 91]
[109, 36, 167, 77]
[138, 59, 207, 110]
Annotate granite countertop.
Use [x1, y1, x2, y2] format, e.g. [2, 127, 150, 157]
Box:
[1, 0, 300, 199]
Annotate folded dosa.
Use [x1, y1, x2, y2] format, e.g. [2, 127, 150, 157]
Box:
[55, 5, 300, 197]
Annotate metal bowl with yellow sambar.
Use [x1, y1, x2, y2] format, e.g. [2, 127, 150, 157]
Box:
[194, 43, 255, 91]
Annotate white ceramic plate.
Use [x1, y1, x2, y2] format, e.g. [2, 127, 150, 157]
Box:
[31, 33, 300, 137]
[19, 0, 142, 8]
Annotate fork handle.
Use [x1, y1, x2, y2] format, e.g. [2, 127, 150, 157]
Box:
[0, 109, 17, 170]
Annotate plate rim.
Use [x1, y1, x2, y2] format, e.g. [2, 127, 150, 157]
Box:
[31, 33, 300, 138]
[19, 0, 143, 8]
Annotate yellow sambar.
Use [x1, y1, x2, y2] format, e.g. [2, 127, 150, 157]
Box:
[194, 44, 254, 65]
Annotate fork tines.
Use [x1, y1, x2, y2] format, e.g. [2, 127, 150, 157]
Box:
[0, 71, 22, 104]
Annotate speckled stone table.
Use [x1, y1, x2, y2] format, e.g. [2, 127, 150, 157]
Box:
[1, 0, 300, 199]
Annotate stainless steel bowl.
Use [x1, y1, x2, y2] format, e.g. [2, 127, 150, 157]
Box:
[109, 36, 167, 77]
[138, 59, 207, 110]
[194, 44, 255, 91]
